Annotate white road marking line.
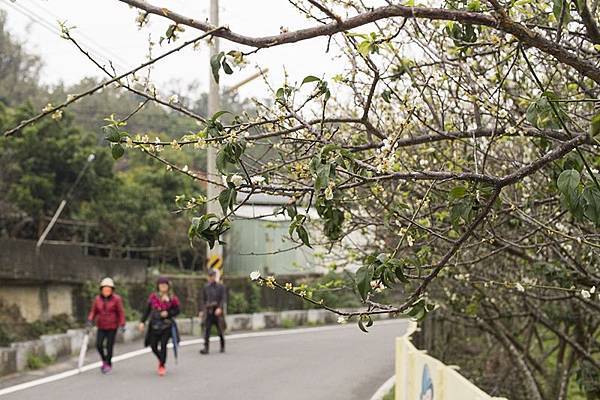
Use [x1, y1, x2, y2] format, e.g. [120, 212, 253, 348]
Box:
[0, 319, 405, 396]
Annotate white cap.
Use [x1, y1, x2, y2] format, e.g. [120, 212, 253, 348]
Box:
[100, 277, 115, 288]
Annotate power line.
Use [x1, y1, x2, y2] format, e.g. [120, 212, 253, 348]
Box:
[24, 0, 132, 69]
[0, 0, 129, 72]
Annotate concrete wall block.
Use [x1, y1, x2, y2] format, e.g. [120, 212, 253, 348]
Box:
[251, 313, 266, 330]
[280, 310, 307, 325]
[67, 329, 85, 355]
[263, 312, 281, 329]
[322, 310, 338, 324]
[0, 348, 16, 376]
[190, 317, 203, 336]
[226, 314, 251, 331]
[174, 318, 192, 336]
[117, 321, 143, 343]
[306, 309, 323, 324]
[10, 339, 44, 371]
[40, 334, 71, 360]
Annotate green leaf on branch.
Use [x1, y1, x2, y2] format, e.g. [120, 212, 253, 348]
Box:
[301, 75, 320, 85]
[210, 51, 225, 84]
[451, 199, 472, 226]
[111, 143, 124, 160]
[314, 163, 331, 191]
[590, 113, 600, 136]
[382, 89, 392, 103]
[104, 127, 122, 143]
[357, 314, 373, 333]
[449, 185, 468, 199]
[583, 185, 600, 226]
[218, 187, 237, 214]
[526, 91, 568, 129]
[188, 213, 230, 249]
[405, 298, 436, 321]
[552, 0, 571, 26]
[296, 226, 311, 247]
[215, 141, 246, 174]
[355, 265, 374, 300]
[222, 60, 233, 75]
[288, 214, 311, 248]
[557, 169, 580, 194]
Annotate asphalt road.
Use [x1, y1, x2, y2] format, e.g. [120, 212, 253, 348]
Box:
[1, 320, 406, 400]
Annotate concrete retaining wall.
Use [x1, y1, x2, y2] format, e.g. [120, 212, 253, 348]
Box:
[0, 239, 147, 284]
[0, 309, 380, 377]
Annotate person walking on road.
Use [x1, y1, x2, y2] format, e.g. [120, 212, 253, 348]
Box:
[87, 277, 126, 374]
[199, 268, 226, 355]
[138, 277, 180, 376]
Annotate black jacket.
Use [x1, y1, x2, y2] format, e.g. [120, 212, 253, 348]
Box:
[202, 282, 226, 313]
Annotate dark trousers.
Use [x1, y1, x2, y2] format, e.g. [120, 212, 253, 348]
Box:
[204, 313, 225, 350]
[96, 329, 117, 366]
[150, 330, 170, 366]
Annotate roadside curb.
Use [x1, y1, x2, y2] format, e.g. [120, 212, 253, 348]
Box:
[369, 375, 395, 400]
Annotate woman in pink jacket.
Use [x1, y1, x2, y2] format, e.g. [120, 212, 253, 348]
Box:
[87, 277, 126, 374]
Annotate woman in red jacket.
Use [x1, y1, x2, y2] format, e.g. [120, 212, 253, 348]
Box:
[87, 277, 126, 374]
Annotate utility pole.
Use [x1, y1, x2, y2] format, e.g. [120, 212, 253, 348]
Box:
[206, 0, 223, 277]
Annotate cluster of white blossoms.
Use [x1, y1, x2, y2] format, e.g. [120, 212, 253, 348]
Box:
[51, 110, 63, 121]
[153, 137, 164, 153]
[167, 94, 180, 105]
[222, 174, 244, 187]
[515, 282, 526, 292]
[250, 175, 265, 185]
[170, 140, 182, 151]
[370, 280, 385, 292]
[193, 138, 207, 150]
[581, 286, 597, 299]
[375, 137, 398, 173]
[337, 316, 348, 324]
[250, 271, 261, 281]
[135, 11, 149, 28]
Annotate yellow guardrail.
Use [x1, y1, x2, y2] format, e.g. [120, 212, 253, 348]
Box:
[395, 322, 508, 400]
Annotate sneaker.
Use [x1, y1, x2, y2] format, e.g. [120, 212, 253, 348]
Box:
[104, 364, 112, 374]
[199, 348, 209, 355]
[158, 365, 166, 376]
[100, 362, 108, 374]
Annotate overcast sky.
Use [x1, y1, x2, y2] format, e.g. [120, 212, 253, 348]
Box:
[1, 0, 345, 100]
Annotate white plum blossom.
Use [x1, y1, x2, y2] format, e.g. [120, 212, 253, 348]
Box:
[230, 174, 244, 187]
[590, 286, 596, 294]
[250, 175, 265, 185]
[250, 271, 261, 281]
[581, 289, 591, 299]
[168, 94, 180, 104]
[337, 316, 348, 324]
[515, 283, 525, 292]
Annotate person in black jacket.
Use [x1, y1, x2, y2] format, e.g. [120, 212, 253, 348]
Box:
[138, 277, 180, 376]
[199, 269, 226, 354]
